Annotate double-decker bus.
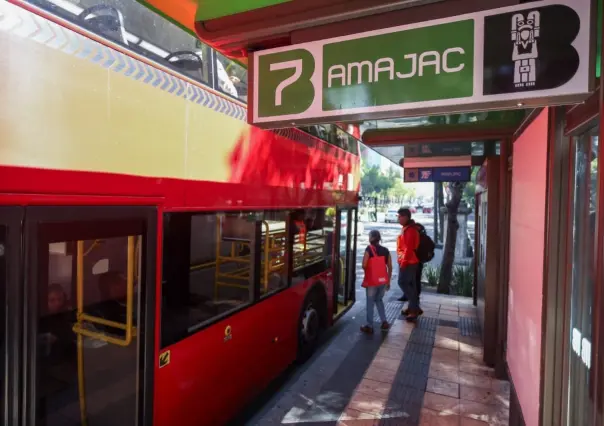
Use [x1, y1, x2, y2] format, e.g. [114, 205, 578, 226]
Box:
[0, 0, 361, 425]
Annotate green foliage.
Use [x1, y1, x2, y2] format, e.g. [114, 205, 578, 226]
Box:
[325, 207, 336, 217]
[361, 164, 393, 195]
[461, 167, 479, 209]
[423, 264, 440, 287]
[451, 265, 473, 297]
[361, 165, 417, 206]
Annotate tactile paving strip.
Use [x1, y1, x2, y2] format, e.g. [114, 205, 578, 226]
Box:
[378, 316, 438, 425]
[438, 319, 460, 328]
[249, 295, 458, 426]
[459, 316, 482, 337]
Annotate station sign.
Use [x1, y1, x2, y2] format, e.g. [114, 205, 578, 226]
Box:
[404, 167, 472, 183]
[250, 0, 592, 128]
[404, 142, 472, 158]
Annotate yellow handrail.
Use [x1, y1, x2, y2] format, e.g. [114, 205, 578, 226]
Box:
[73, 236, 137, 426]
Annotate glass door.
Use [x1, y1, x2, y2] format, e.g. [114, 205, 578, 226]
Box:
[0, 207, 24, 426]
[24, 206, 157, 426]
[566, 127, 599, 426]
[334, 208, 354, 314]
[347, 208, 358, 304]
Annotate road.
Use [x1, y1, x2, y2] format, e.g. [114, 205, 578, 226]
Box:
[235, 215, 436, 425]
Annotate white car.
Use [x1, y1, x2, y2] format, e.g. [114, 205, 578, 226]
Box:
[384, 209, 399, 223]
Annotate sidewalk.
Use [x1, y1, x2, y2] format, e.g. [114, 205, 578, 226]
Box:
[250, 292, 510, 426]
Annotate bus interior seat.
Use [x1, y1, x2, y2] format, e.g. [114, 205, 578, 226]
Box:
[166, 51, 204, 71]
[79, 5, 128, 46]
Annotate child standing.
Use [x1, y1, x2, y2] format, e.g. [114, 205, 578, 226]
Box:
[360, 230, 392, 333]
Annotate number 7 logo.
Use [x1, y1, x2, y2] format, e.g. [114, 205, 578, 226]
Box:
[270, 60, 303, 106]
[257, 48, 315, 118]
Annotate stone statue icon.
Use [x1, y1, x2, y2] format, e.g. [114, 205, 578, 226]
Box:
[511, 10, 540, 88]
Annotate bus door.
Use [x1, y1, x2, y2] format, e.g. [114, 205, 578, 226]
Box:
[334, 208, 357, 314]
[0, 207, 24, 426]
[23, 206, 157, 426]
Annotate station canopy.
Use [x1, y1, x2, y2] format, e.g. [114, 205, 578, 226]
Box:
[139, 0, 449, 63]
[139, 0, 599, 160]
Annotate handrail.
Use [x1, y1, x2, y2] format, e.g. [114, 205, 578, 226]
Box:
[73, 236, 138, 426]
[262, 220, 270, 294]
[72, 236, 136, 346]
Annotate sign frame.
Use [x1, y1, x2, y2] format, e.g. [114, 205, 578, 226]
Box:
[249, 0, 594, 128]
[404, 167, 472, 183]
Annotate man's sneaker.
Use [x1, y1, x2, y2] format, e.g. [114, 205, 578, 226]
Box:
[401, 308, 424, 316]
[380, 321, 390, 331]
[405, 314, 418, 322]
[360, 325, 374, 334]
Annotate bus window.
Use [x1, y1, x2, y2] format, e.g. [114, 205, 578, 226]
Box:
[291, 208, 333, 285]
[79, 5, 129, 45]
[26, 0, 212, 86]
[259, 211, 290, 297]
[215, 52, 247, 103]
[36, 228, 142, 426]
[161, 212, 256, 347]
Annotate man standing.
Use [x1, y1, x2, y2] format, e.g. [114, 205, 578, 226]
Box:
[397, 218, 426, 303]
[396, 208, 422, 321]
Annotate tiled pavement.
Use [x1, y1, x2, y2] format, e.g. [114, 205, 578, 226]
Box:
[250, 292, 510, 426]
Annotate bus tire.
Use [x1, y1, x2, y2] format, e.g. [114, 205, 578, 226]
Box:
[297, 285, 327, 363]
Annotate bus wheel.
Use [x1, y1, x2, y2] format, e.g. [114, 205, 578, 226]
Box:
[297, 290, 325, 362]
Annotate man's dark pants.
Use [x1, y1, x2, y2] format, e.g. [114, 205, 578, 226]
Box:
[398, 264, 420, 311]
[401, 263, 423, 299]
[416, 262, 423, 297]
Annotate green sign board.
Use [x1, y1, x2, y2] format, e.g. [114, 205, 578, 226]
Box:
[250, 0, 592, 128]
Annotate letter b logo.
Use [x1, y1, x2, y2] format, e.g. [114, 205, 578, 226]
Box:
[257, 49, 315, 117]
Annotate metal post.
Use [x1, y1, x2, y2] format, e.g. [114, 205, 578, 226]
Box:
[374, 197, 378, 222]
[433, 183, 439, 243]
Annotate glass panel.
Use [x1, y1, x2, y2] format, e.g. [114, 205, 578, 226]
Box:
[567, 128, 599, 426]
[347, 209, 358, 302]
[338, 210, 350, 304]
[259, 211, 289, 297]
[161, 212, 255, 347]
[291, 209, 333, 286]
[37, 231, 142, 426]
[299, 124, 359, 155]
[0, 225, 6, 414]
[27, 0, 212, 85]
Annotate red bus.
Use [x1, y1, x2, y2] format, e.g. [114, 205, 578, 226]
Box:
[0, 1, 361, 425]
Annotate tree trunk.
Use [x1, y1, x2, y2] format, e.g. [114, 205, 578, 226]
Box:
[437, 183, 445, 243]
[437, 182, 465, 294]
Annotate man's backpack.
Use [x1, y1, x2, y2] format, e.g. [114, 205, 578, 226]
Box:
[415, 225, 435, 263]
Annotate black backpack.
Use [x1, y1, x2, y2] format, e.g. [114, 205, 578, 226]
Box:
[415, 225, 435, 263]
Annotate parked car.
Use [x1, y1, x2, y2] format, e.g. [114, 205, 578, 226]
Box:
[384, 209, 399, 223]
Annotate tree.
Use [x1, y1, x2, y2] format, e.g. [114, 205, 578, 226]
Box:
[438, 182, 466, 294]
[462, 167, 479, 210]
[388, 180, 417, 205]
[437, 183, 445, 243]
[360, 164, 395, 199]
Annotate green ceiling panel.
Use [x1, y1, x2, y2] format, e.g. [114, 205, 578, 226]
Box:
[196, 0, 293, 21]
